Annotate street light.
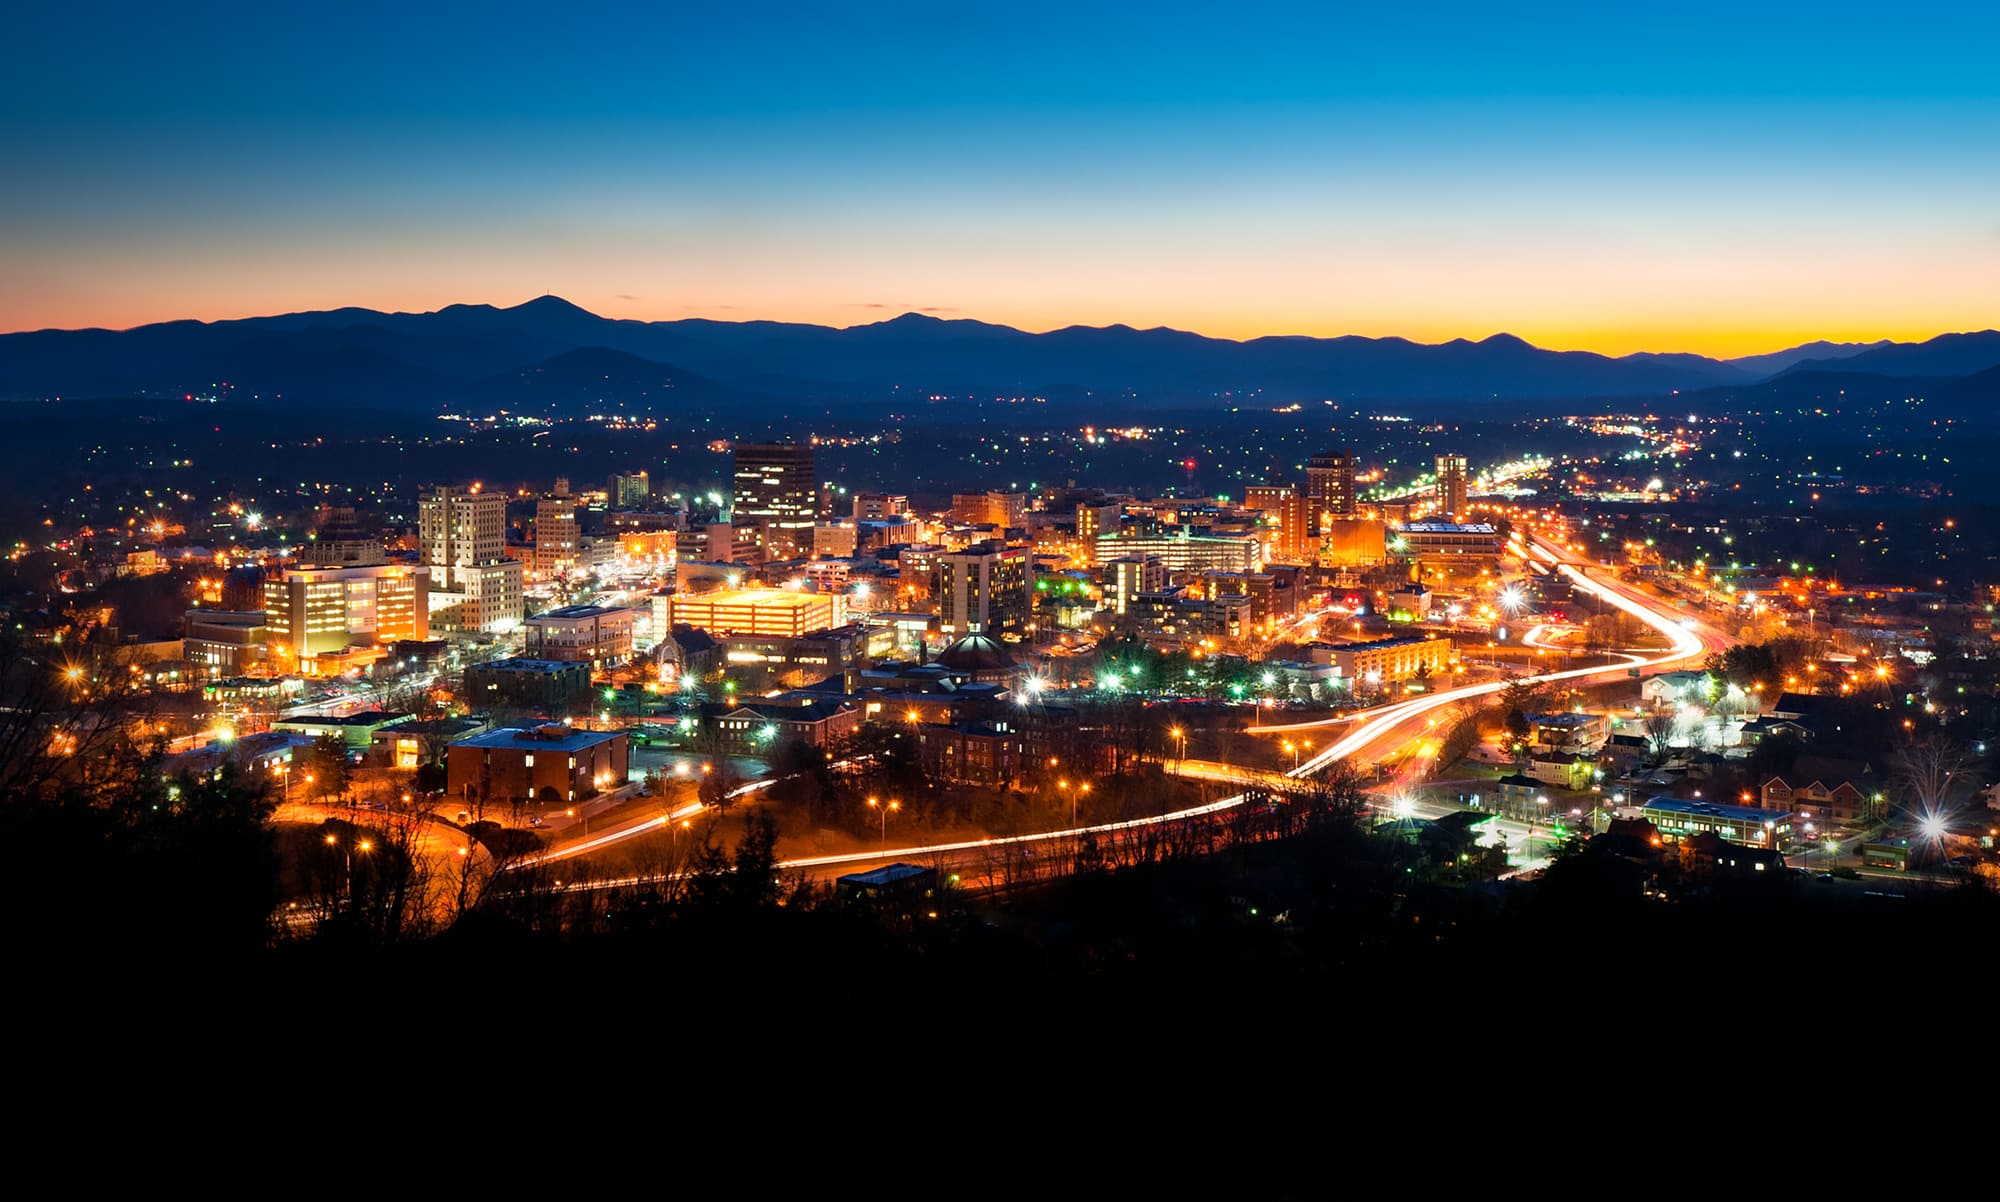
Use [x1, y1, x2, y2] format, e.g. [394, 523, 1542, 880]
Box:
[1169, 727, 1187, 765]
[866, 796, 900, 845]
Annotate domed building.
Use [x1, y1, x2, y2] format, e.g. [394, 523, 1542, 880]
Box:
[932, 632, 1019, 686]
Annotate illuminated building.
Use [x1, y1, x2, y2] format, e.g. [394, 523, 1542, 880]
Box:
[532, 495, 580, 582]
[1103, 554, 1166, 616]
[665, 588, 843, 638]
[699, 698, 861, 753]
[1311, 634, 1453, 684]
[1435, 454, 1469, 519]
[1642, 796, 1793, 849]
[723, 623, 874, 685]
[272, 709, 411, 751]
[1093, 529, 1261, 575]
[1121, 589, 1253, 639]
[447, 725, 630, 808]
[263, 526, 428, 669]
[184, 608, 269, 678]
[1306, 450, 1358, 529]
[732, 442, 818, 560]
[523, 604, 642, 665]
[1202, 570, 1297, 628]
[419, 486, 506, 575]
[951, 491, 1028, 529]
[420, 486, 523, 632]
[852, 492, 911, 520]
[937, 540, 1033, 638]
[1397, 521, 1503, 563]
[1075, 502, 1123, 566]
[427, 559, 525, 634]
[1322, 518, 1387, 567]
[608, 471, 651, 507]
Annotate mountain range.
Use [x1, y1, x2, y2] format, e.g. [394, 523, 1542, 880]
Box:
[3, 295, 1997, 413]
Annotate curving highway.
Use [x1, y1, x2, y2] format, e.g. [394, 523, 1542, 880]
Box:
[527, 533, 1731, 884]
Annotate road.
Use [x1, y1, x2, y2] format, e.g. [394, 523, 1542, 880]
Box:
[521, 533, 1730, 889]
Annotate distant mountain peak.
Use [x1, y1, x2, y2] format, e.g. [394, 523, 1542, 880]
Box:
[508, 294, 597, 317]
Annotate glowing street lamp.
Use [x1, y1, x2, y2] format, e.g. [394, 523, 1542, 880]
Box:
[866, 795, 900, 845]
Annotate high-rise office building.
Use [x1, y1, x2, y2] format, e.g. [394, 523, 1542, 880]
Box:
[609, 471, 651, 507]
[937, 540, 1033, 638]
[1435, 454, 1468, 519]
[419, 486, 522, 632]
[420, 486, 506, 579]
[732, 443, 818, 560]
[533, 495, 580, 583]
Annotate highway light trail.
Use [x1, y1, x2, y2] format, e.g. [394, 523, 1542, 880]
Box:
[530, 534, 1713, 889]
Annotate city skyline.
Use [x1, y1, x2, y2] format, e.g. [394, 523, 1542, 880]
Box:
[7, 3, 1998, 354]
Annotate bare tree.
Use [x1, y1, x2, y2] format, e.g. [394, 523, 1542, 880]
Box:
[1642, 712, 1676, 764]
[1893, 734, 1972, 820]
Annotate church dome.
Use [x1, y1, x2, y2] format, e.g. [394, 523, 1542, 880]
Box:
[934, 632, 1017, 673]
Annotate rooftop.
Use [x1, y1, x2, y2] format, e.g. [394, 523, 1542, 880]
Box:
[528, 604, 641, 621]
[676, 588, 834, 609]
[468, 657, 588, 674]
[1642, 796, 1790, 824]
[274, 709, 407, 727]
[1399, 522, 1497, 534]
[459, 725, 626, 752]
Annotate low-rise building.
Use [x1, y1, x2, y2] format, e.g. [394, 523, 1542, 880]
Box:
[1760, 755, 1881, 825]
[464, 657, 593, 711]
[523, 604, 641, 666]
[1527, 711, 1609, 752]
[369, 716, 491, 769]
[913, 719, 1026, 785]
[1642, 796, 1794, 849]
[1310, 634, 1454, 685]
[446, 724, 630, 809]
[698, 699, 860, 754]
[271, 709, 410, 751]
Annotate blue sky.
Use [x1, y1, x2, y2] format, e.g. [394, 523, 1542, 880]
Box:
[5, 1, 1996, 352]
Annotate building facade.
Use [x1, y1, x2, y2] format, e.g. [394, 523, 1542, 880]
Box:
[532, 496, 580, 583]
[447, 725, 630, 808]
[732, 442, 818, 560]
[522, 604, 641, 665]
[1435, 454, 1469, 519]
[665, 588, 843, 638]
[937, 541, 1033, 638]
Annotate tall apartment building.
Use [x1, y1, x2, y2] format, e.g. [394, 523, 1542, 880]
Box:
[609, 471, 652, 507]
[1075, 502, 1123, 566]
[1306, 451, 1358, 536]
[1435, 454, 1468, 519]
[532, 495, 580, 583]
[937, 540, 1033, 639]
[732, 443, 817, 560]
[420, 486, 506, 572]
[417, 487, 524, 633]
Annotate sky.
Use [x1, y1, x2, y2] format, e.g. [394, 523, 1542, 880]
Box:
[4, 1, 1997, 356]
